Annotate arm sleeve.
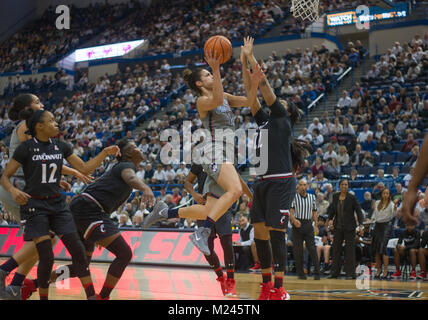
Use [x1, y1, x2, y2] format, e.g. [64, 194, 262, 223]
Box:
[269, 98, 289, 118]
[254, 108, 270, 126]
[12, 143, 29, 166]
[114, 162, 137, 179]
[59, 140, 73, 159]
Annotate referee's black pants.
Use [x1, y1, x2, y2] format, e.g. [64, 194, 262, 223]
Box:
[330, 228, 356, 277]
[292, 220, 320, 276]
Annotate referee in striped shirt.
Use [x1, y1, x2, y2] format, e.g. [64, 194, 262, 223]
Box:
[290, 179, 321, 280]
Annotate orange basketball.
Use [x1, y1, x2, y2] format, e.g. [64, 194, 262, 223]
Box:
[204, 35, 232, 64]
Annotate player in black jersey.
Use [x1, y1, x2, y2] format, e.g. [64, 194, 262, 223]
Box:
[0, 93, 94, 300]
[241, 37, 309, 300]
[40, 139, 154, 300]
[0, 109, 120, 300]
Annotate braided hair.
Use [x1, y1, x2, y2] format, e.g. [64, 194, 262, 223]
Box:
[9, 94, 34, 121]
[290, 138, 312, 174]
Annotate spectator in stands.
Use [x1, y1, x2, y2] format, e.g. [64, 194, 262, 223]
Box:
[308, 117, 323, 134]
[0, 213, 8, 226]
[152, 164, 166, 184]
[357, 124, 373, 143]
[132, 213, 144, 228]
[371, 188, 397, 279]
[325, 158, 341, 180]
[298, 128, 312, 143]
[337, 90, 352, 110]
[342, 117, 355, 136]
[402, 133, 419, 153]
[351, 144, 364, 167]
[392, 183, 406, 202]
[337, 145, 349, 167]
[316, 215, 332, 274]
[362, 134, 377, 153]
[135, 201, 150, 221]
[406, 145, 420, 167]
[323, 144, 338, 162]
[391, 223, 420, 280]
[376, 134, 392, 153]
[311, 128, 324, 147]
[403, 166, 415, 188]
[171, 188, 182, 205]
[361, 151, 375, 167]
[316, 193, 330, 216]
[355, 222, 373, 270]
[118, 213, 132, 228]
[311, 157, 325, 176]
[361, 192, 373, 219]
[372, 182, 385, 201]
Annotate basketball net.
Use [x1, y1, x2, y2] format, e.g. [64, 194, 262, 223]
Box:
[290, 0, 320, 22]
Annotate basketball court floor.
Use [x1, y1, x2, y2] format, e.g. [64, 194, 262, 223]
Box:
[2, 258, 427, 300]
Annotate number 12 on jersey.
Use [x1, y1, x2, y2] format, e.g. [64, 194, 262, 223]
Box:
[41, 163, 58, 183]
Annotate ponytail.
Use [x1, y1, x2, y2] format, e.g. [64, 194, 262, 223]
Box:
[183, 68, 203, 95]
[291, 139, 311, 173]
[9, 94, 34, 121]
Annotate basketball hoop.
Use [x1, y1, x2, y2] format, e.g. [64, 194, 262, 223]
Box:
[290, 0, 320, 22]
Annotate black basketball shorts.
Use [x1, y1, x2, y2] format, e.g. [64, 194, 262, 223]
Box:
[250, 178, 297, 230]
[69, 196, 119, 245]
[197, 209, 233, 237]
[20, 195, 77, 241]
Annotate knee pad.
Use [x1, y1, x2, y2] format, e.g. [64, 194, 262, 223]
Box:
[220, 234, 235, 270]
[254, 238, 272, 270]
[106, 236, 132, 278]
[36, 239, 54, 289]
[269, 230, 286, 273]
[61, 233, 90, 278]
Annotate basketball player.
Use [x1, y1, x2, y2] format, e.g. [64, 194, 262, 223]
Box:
[402, 132, 428, 225]
[0, 109, 119, 299]
[183, 163, 239, 297]
[147, 51, 262, 256]
[241, 37, 309, 300]
[36, 139, 154, 300]
[0, 94, 93, 300]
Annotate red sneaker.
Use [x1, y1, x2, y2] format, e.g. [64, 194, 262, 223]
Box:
[417, 271, 427, 280]
[225, 278, 237, 298]
[391, 270, 401, 278]
[249, 263, 261, 272]
[216, 273, 227, 296]
[410, 270, 417, 280]
[21, 278, 37, 300]
[257, 281, 273, 300]
[269, 287, 291, 300]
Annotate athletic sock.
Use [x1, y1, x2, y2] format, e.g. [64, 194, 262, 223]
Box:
[214, 267, 224, 278]
[39, 293, 49, 300]
[83, 282, 96, 298]
[202, 217, 215, 229]
[274, 276, 283, 289]
[100, 283, 114, 299]
[167, 208, 179, 219]
[0, 258, 18, 273]
[10, 273, 25, 287]
[226, 270, 234, 279]
[262, 273, 271, 284]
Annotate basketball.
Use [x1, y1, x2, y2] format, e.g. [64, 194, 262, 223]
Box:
[204, 35, 232, 64]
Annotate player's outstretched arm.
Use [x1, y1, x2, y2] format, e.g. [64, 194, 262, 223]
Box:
[0, 159, 31, 205]
[61, 166, 94, 184]
[244, 37, 276, 107]
[197, 52, 224, 112]
[184, 172, 205, 205]
[402, 132, 428, 225]
[121, 168, 155, 207]
[241, 38, 262, 117]
[66, 146, 120, 176]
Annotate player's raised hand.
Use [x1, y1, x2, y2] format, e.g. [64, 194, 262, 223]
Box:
[11, 188, 31, 205]
[204, 50, 221, 70]
[248, 63, 265, 84]
[59, 179, 71, 192]
[401, 190, 419, 225]
[242, 36, 254, 57]
[141, 185, 155, 208]
[102, 145, 121, 157]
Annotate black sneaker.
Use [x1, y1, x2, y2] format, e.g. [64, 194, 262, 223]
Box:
[3, 285, 21, 300]
[0, 269, 9, 299]
[142, 201, 169, 228]
[189, 227, 211, 255]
